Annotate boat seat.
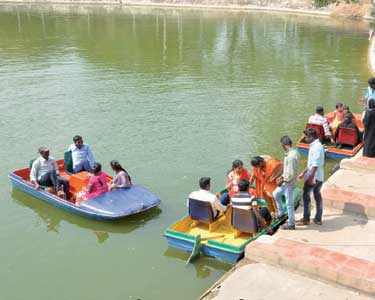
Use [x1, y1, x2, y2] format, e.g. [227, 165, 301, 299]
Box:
[306, 123, 325, 141]
[336, 127, 358, 147]
[64, 151, 74, 174]
[188, 198, 221, 232]
[231, 207, 259, 238]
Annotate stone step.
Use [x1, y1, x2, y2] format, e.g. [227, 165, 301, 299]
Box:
[322, 187, 375, 218]
[245, 236, 375, 295]
[200, 260, 373, 300]
[322, 168, 375, 218]
[340, 155, 375, 174]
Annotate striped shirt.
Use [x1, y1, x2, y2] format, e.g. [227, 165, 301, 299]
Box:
[231, 192, 256, 210]
[308, 114, 331, 138]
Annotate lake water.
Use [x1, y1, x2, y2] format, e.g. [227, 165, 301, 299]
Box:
[0, 4, 371, 299]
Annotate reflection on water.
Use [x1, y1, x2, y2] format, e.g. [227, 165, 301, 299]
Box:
[0, 4, 371, 300]
[11, 189, 162, 243]
[163, 247, 231, 279]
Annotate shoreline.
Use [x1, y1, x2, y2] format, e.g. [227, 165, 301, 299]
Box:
[0, 0, 334, 18]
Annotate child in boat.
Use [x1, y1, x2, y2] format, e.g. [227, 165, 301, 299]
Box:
[330, 103, 344, 134]
[109, 160, 132, 190]
[76, 162, 109, 205]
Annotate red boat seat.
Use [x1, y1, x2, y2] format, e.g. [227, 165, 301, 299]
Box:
[306, 123, 325, 141]
[336, 127, 358, 147]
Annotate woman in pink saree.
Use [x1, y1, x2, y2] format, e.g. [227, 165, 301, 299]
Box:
[76, 162, 109, 205]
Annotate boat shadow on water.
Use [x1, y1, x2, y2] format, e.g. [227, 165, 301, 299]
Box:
[11, 189, 162, 243]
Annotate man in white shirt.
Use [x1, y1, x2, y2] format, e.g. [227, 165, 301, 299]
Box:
[297, 128, 325, 226]
[188, 177, 226, 217]
[68, 135, 96, 173]
[30, 146, 70, 198]
[308, 106, 335, 145]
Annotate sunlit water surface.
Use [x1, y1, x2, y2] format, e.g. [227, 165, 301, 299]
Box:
[0, 4, 371, 300]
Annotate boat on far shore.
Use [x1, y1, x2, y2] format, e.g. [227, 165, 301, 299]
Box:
[8, 160, 161, 221]
[296, 111, 364, 159]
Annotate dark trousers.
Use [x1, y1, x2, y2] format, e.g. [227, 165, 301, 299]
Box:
[218, 192, 230, 206]
[303, 180, 323, 222]
[259, 207, 272, 222]
[38, 170, 70, 197]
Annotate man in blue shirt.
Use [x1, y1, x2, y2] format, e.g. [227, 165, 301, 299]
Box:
[68, 135, 96, 173]
[359, 77, 375, 109]
[297, 128, 325, 226]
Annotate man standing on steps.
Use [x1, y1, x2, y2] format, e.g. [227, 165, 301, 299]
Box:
[273, 136, 300, 230]
[297, 128, 325, 226]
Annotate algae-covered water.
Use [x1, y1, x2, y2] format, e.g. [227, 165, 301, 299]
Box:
[0, 4, 371, 299]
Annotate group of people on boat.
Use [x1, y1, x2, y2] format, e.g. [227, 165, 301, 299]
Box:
[30, 135, 131, 204]
[187, 77, 375, 234]
[188, 127, 328, 232]
[307, 104, 362, 146]
[308, 76, 375, 157]
[188, 135, 302, 233]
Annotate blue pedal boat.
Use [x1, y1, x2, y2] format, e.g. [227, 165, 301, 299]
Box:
[9, 160, 161, 221]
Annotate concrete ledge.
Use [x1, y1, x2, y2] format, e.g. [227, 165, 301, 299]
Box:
[322, 187, 375, 218]
[340, 156, 375, 173]
[200, 260, 373, 300]
[245, 236, 375, 295]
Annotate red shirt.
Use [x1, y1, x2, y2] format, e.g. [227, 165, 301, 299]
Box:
[226, 168, 250, 197]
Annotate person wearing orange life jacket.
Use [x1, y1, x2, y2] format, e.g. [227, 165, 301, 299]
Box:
[249, 155, 283, 214]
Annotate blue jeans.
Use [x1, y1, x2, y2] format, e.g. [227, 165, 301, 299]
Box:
[218, 192, 230, 206]
[73, 160, 93, 173]
[273, 183, 296, 226]
[303, 180, 323, 222]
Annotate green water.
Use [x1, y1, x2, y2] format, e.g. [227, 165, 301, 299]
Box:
[0, 4, 371, 299]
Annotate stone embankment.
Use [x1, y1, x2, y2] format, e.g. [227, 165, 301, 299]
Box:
[200, 152, 375, 299]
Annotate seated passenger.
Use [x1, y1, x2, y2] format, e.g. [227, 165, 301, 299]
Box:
[342, 105, 356, 121]
[231, 179, 273, 234]
[330, 102, 344, 133]
[76, 162, 109, 205]
[68, 135, 96, 174]
[30, 146, 70, 199]
[109, 160, 132, 190]
[187, 177, 226, 218]
[308, 106, 335, 145]
[336, 113, 363, 143]
[333, 102, 345, 122]
[218, 160, 250, 206]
